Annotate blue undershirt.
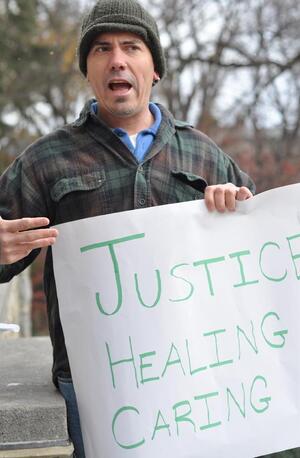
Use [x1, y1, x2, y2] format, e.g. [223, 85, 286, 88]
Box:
[91, 101, 162, 162]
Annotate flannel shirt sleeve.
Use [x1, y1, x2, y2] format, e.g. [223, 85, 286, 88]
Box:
[207, 140, 256, 194]
[0, 146, 49, 283]
[224, 153, 256, 195]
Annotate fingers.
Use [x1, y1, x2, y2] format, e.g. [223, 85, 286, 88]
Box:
[0, 217, 58, 265]
[205, 183, 237, 212]
[13, 227, 58, 244]
[0, 216, 50, 232]
[205, 183, 252, 213]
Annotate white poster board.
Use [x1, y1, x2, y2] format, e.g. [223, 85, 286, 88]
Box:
[53, 184, 300, 458]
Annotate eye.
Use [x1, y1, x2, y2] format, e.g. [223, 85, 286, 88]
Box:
[95, 45, 109, 53]
[91, 44, 111, 54]
[126, 44, 141, 52]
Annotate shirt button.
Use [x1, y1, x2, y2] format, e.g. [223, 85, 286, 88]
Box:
[138, 165, 144, 173]
[138, 198, 146, 206]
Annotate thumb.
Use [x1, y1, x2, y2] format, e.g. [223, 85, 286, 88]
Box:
[236, 186, 253, 201]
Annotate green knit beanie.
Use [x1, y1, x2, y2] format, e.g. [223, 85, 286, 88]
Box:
[78, 0, 166, 79]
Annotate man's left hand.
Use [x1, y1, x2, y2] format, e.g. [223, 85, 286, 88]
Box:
[205, 183, 253, 212]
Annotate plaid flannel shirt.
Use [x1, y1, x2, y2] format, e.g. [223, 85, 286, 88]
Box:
[0, 100, 255, 384]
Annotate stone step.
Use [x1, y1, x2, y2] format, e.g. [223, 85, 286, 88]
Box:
[0, 337, 73, 458]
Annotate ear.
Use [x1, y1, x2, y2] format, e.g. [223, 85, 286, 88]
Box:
[154, 71, 160, 81]
[152, 71, 160, 86]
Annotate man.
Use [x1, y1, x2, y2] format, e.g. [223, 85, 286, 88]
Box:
[0, 0, 254, 456]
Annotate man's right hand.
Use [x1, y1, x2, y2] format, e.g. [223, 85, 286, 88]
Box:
[0, 217, 58, 265]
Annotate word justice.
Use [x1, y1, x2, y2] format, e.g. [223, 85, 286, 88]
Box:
[80, 232, 300, 316]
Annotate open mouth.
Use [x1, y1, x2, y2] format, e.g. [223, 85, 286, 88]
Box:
[108, 81, 133, 93]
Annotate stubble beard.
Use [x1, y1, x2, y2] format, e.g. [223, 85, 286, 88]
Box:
[111, 97, 136, 117]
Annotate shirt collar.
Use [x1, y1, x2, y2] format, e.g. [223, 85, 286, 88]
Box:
[90, 101, 161, 137]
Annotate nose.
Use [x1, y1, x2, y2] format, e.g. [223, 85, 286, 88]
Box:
[109, 48, 127, 72]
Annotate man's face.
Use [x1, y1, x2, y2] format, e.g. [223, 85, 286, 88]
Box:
[86, 31, 159, 126]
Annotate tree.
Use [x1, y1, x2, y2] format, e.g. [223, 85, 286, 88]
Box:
[0, 0, 89, 172]
[146, 0, 300, 190]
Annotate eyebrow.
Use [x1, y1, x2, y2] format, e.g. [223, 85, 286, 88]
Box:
[121, 39, 144, 45]
[90, 38, 144, 47]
